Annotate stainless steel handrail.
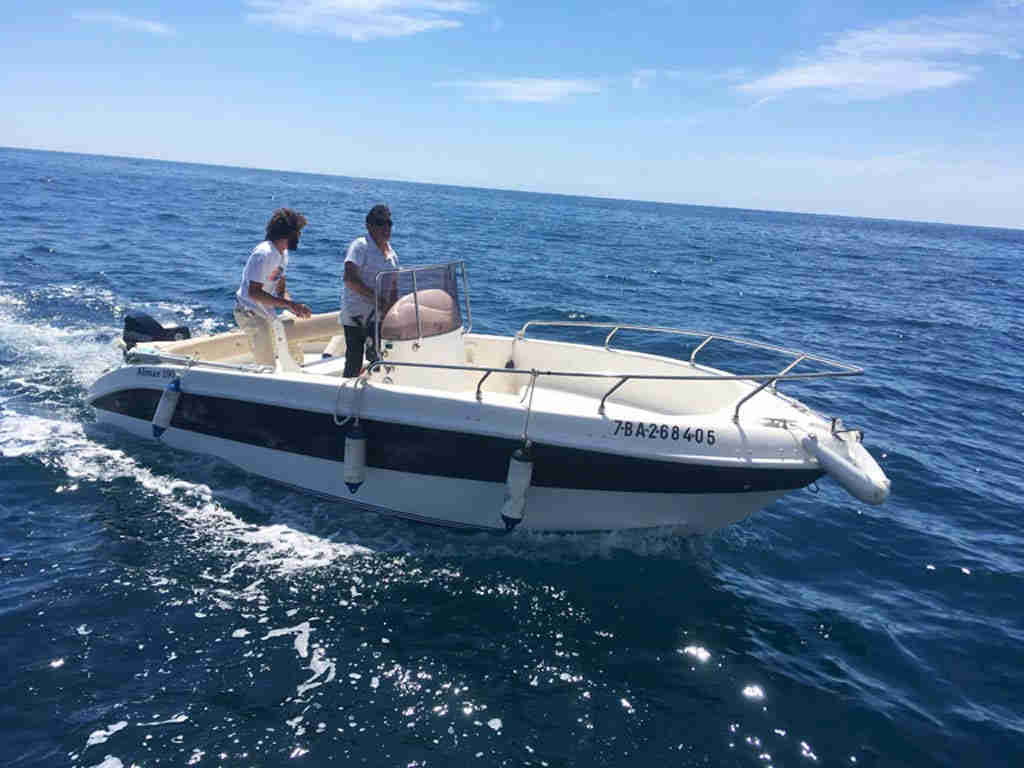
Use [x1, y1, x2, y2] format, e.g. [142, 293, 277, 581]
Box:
[517, 320, 859, 374]
[690, 336, 714, 363]
[731, 354, 807, 423]
[513, 320, 861, 421]
[599, 377, 629, 415]
[365, 359, 860, 383]
[461, 262, 472, 334]
[475, 370, 492, 401]
[366, 359, 859, 383]
[521, 371, 539, 444]
[367, 316, 863, 423]
[125, 350, 272, 373]
[412, 271, 422, 343]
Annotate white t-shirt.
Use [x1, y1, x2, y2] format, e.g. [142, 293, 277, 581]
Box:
[236, 241, 288, 319]
[341, 236, 399, 325]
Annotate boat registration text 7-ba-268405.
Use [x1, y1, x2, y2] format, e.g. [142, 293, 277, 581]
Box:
[610, 420, 717, 444]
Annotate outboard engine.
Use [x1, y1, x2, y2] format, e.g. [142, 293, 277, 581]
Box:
[123, 312, 191, 350]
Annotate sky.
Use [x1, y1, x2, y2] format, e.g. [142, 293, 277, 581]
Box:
[3, 0, 1023, 228]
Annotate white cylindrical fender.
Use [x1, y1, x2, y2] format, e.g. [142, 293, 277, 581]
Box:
[344, 422, 367, 493]
[500, 447, 534, 530]
[801, 434, 890, 505]
[151, 376, 181, 439]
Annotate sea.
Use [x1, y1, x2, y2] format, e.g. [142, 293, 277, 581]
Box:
[1, 146, 1022, 768]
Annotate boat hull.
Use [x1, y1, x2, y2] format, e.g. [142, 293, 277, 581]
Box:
[91, 407, 808, 534]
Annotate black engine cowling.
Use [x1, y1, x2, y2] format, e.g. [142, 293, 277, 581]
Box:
[123, 312, 191, 350]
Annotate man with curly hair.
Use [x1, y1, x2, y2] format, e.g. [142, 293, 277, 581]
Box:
[234, 208, 312, 364]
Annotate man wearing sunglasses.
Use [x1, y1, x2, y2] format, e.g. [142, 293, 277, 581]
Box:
[341, 204, 400, 377]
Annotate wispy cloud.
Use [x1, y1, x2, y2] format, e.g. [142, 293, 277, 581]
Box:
[435, 78, 601, 103]
[72, 11, 174, 37]
[738, 8, 1024, 100]
[631, 69, 658, 90]
[632, 68, 748, 90]
[246, 0, 479, 42]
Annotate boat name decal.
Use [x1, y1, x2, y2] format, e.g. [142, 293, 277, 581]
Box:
[136, 367, 177, 379]
[612, 420, 717, 444]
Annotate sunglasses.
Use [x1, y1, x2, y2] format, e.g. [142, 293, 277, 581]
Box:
[372, 218, 393, 227]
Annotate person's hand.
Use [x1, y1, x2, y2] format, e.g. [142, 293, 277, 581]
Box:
[291, 301, 312, 319]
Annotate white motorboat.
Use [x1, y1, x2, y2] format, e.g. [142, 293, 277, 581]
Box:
[88, 261, 890, 533]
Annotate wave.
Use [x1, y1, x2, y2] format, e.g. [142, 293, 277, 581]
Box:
[0, 315, 120, 402]
[1, 409, 373, 575]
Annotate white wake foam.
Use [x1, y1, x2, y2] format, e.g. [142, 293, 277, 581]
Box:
[0, 408, 373, 573]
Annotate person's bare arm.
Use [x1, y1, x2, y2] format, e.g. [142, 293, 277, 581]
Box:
[247, 281, 311, 318]
[344, 261, 375, 299]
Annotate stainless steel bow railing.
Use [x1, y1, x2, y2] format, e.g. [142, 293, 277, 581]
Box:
[364, 319, 862, 426]
[512, 320, 862, 422]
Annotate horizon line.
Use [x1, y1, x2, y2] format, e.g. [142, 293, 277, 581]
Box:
[2, 143, 1019, 233]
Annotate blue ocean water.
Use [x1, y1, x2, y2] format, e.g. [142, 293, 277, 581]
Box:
[1, 146, 1022, 767]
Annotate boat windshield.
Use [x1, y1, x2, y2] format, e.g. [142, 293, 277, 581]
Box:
[376, 262, 464, 341]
